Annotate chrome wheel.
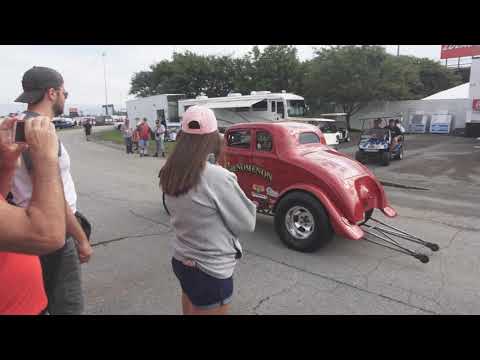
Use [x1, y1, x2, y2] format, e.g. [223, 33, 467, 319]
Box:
[285, 206, 315, 240]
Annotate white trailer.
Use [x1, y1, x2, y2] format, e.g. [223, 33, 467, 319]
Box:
[126, 94, 185, 129]
[466, 57, 480, 137]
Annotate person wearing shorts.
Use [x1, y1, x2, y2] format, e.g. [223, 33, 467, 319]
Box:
[160, 106, 256, 315]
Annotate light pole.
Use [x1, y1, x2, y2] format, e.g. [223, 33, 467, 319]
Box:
[102, 52, 109, 115]
[397, 45, 400, 56]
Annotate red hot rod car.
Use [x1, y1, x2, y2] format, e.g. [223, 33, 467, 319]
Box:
[218, 122, 438, 263]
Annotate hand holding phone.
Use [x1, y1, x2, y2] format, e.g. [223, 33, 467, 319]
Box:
[14, 119, 26, 143]
[0, 116, 27, 169]
[24, 116, 59, 162]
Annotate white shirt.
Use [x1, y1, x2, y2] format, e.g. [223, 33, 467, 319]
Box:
[11, 142, 77, 213]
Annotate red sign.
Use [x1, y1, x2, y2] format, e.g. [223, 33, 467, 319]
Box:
[440, 45, 480, 59]
[473, 99, 480, 112]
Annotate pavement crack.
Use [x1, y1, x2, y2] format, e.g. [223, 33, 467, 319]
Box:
[363, 254, 398, 289]
[252, 281, 298, 314]
[92, 232, 167, 247]
[128, 209, 172, 230]
[444, 229, 462, 249]
[244, 249, 436, 314]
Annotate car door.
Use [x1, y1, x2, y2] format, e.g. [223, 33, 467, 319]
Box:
[250, 129, 280, 210]
[223, 128, 253, 196]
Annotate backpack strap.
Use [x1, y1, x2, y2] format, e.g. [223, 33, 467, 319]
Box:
[21, 139, 62, 173]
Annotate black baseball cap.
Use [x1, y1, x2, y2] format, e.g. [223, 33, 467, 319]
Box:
[15, 66, 64, 103]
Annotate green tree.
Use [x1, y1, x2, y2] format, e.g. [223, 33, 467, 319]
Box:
[130, 51, 237, 98]
[304, 46, 394, 129]
[412, 57, 463, 98]
[247, 45, 303, 93]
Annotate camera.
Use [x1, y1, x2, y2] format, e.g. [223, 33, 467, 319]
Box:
[14, 120, 26, 143]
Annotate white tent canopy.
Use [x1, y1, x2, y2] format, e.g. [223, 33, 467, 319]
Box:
[422, 83, 469, 100]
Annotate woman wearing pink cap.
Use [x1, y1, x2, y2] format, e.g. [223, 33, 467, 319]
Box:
[160, 105, 256, 315]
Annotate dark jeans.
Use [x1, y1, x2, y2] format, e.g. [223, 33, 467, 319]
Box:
[124, 137, 133, 153]
[40, 236, 84, 315]
[155, 139, 164, 156]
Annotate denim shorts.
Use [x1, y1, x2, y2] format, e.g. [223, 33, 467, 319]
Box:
[172, 257, 233, 310]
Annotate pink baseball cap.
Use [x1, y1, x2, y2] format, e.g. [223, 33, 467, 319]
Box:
[181, 105, 218, 135]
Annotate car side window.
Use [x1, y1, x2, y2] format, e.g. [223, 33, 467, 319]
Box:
[227, 130, 251, 149]
[256, 131, 273, 152]
[299, 132, 320, 144]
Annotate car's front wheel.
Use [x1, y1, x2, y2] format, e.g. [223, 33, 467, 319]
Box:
[381, 151, 390, 166]
[274, 192, 333, 252]
[355, 150, 365, 164]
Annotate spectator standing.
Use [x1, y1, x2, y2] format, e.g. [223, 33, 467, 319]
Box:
[160, 106, 256, 315]
[154, 119, 166, 157]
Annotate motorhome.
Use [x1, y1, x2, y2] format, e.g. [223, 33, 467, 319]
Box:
[178, 91, 344, 146]
[178, 91, 305, 127]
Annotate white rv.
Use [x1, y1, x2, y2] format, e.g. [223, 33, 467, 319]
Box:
[178, 91, 341, 146]
[178, 91, 305, 126]
[126, 94, 186, 129]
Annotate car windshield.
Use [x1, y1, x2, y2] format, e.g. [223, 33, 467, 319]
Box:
[321, 124, 338, 133]
[287, 100, 306, 117]
[362, 128, 388, 137]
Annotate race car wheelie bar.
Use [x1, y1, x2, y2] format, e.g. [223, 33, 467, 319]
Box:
[361, 217, 440, 264]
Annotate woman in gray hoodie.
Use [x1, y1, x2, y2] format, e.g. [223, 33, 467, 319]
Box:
[160, 106, 256, 315]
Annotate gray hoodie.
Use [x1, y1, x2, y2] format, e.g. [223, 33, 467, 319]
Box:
[164, 162, 257, 279]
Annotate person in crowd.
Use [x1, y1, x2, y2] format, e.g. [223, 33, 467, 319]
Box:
[154, 119, 165, 157]
[160, 106, 256, 315]
[11, 66, 92, 315]
[138, 118, 151, 157]
[0, 115, 66, 315]
[132, 119, 141, 153]
[83, 119, 92, 141]
[122, 118, 133, 154]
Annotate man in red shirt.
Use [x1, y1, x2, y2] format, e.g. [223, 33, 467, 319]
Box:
[138, 118, 151, 157]
[0, 116, 66, 315]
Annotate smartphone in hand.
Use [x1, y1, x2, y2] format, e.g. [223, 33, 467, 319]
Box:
[14, 120, 26, 143]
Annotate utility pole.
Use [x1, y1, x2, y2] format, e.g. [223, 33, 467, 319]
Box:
[102, 52, 109, 115]
[397, 45, 400, 56]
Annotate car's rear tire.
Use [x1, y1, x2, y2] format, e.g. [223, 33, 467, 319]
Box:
[396, 147, 404, 160]
[274, 192, 333, 253]
[381, 151, 390, 166]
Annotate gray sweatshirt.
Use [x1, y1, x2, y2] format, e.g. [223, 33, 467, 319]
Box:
[164, 162, 257, 279]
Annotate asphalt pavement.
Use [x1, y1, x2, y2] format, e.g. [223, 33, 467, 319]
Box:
[63, 127, 480, 314]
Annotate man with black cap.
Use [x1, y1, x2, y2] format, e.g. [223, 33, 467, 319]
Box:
[11, 66, 93, 315]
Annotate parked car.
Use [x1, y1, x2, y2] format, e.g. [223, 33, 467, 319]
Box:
[53, 117, 74, 129]
[94, 115, 114, 126]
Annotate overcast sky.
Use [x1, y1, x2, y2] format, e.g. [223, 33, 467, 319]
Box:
[0, 45, 442, 108]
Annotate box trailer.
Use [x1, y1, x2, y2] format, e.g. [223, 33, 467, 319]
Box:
[126, 94, 185, 129]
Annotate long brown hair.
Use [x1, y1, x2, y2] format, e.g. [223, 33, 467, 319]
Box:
[159, 130, 223, 196]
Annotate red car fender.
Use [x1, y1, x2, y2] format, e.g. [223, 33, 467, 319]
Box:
[275, 183, 364, 241]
